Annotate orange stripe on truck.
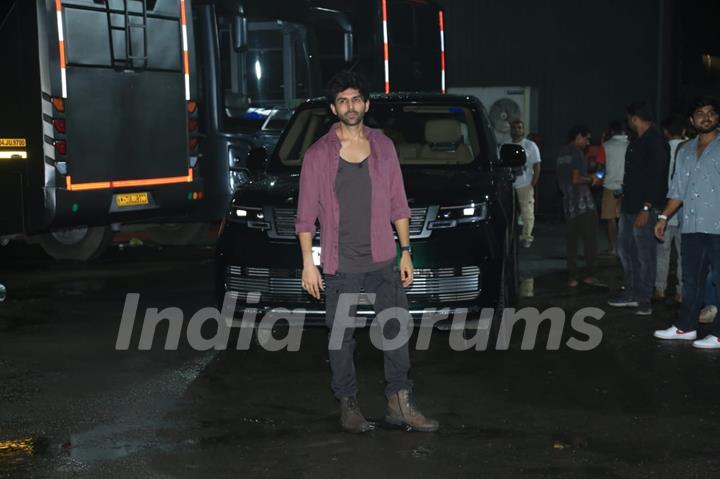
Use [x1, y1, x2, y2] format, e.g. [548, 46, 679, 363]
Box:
[66, 169, 194, 191]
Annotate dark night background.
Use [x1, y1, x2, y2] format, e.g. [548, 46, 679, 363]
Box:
[436, 0, 720, 216]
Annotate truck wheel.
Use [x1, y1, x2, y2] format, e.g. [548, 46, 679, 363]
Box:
[145, 223, 207, 246]
[38, 225, 113, 261]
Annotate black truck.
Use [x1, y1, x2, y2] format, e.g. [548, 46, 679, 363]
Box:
[0, 0, 202, 259]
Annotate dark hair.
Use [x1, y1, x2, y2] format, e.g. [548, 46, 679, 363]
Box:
[608, 120, 624, 134]
[687, 96, 720, 118]
[325, 71, 370, 105]
[625, 101, 654, 122]
[661, 115, 687, 137]
[567, 125, 590, 142]
[510, 119, 524, 127]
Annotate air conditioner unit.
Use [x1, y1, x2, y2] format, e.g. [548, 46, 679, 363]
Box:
[448, 86, 537, 145]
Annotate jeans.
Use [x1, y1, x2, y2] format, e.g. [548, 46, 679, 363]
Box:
[516, 184, 535, 242]
[655, 223, 682, 295]
[617, 211, 658, 303]
[324, 263, 412, 399]
[675, 234, 720, 335]
[565, 210, 598, 280]
[705, 267, 718, 307]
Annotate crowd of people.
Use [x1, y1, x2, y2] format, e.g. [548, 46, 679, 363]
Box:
[527, 98, 720, 349]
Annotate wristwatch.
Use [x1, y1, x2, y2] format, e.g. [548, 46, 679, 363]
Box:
[400, 245, 412, 254]
[658, 214, 668, 221]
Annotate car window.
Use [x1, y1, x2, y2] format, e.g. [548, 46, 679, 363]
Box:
[276, 104, 483, 167]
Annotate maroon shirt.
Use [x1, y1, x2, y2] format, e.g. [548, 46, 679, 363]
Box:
[295, 123, 411, 275]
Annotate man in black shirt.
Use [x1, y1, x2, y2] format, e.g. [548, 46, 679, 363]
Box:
[608, 101, 669, 315]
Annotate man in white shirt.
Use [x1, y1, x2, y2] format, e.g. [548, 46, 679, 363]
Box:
[600, 121, 628, 256]
[510, 120, 541, 248]
[655, 116, 687, 302]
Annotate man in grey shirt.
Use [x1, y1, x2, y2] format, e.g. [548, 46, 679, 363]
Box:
[556, 125, 605, 288]
[653, 97, 720, 348]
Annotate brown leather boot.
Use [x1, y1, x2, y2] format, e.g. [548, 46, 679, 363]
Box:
[340, 397, 373, 433]
[385, 390, 439, 432]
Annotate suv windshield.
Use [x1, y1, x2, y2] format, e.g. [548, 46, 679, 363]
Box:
[275, 104, 485, 168]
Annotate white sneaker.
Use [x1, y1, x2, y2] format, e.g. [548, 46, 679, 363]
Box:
[653, 326, 697, 341]
[699, 305, 718, 324]
[692, 335, 720, 349]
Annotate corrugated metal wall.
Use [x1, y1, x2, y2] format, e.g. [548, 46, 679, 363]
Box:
[438, 0, 667, 217]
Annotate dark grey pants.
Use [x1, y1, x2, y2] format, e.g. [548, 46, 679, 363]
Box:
[566, 210, 599, 280]
[324, 263, 412, 399]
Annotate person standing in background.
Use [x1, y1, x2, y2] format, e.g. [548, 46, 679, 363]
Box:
[509, 120, 541, 248]
[653, 97, 720, 348]
[608, 101, 669, 316]
[654, 116, 687, 303]
[556, 126, 605, 288]
[600, 121, 629, 256]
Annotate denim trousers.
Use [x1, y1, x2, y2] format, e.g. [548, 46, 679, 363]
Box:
[676, 234, 720, 335]
[705, 267, 718, 307]
[617, 211, 658, 303]
[324, 263, 412, 399]
[655, 223, 682, 295]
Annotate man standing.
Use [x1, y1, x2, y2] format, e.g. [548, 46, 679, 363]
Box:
[654, 97, 720, 348]
[295, 71, 438, 433]
[608, 102, 669, 316]
[556, 126, 605, 288]
[654, 116, 687, 302]
[509, 120, 541, 248]
[600, 121, 629, 256]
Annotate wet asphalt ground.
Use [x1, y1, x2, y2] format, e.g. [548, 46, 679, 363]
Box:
[1, 222, 719, 478]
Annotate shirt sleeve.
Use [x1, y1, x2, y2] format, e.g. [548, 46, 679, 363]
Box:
[295, 147, 321, 234]
[387, 139, 411, 222]
[528, 141, 541, 165]
[642, 134, 669, 205]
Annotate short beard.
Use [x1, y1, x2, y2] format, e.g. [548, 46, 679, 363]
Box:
[339, 113, 363, 127]
[695, 123, 718, 134]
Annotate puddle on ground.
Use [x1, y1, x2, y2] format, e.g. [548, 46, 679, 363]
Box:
[55, 279, 108, 297]
[0, 436, 50, 475]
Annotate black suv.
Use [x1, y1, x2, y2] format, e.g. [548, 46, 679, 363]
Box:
[216, 93, 525, 323]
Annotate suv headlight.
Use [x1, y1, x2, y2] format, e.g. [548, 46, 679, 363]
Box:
[429, 202, 488, 229]
[229, 206, 269, 229]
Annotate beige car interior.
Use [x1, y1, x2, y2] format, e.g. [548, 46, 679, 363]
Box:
[280, 108, 476, 166]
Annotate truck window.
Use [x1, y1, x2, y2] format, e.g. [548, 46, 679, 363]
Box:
[217, 15, 311, 131]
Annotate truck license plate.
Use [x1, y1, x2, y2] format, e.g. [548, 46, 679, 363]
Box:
[116, 192, 149, 207]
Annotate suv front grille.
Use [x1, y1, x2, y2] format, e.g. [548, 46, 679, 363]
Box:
[272, 207, 428, 239]
[273, 208, 298, 237]
[226, 265, 481, 306]
[409, 208, 427, 235]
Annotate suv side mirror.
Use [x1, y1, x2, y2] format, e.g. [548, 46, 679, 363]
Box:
[498, 144, 527, 168]
[247, 146, 269, 173]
